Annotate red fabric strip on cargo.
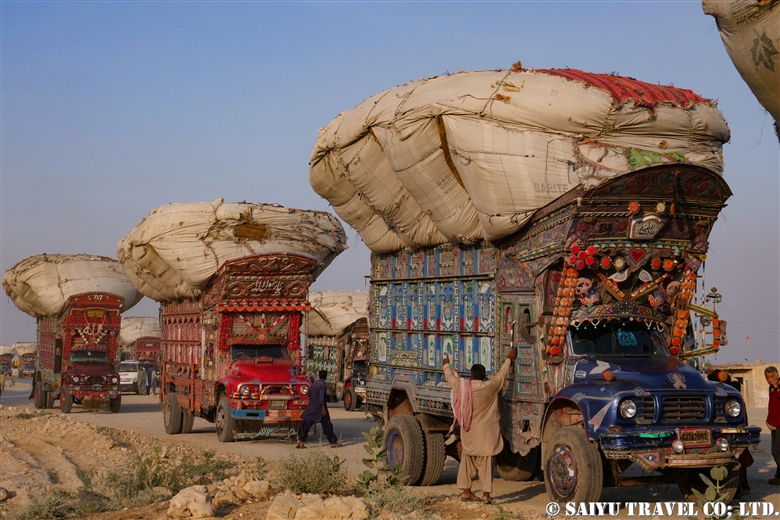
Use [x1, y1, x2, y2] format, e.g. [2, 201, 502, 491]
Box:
[535, 68, 709, 108]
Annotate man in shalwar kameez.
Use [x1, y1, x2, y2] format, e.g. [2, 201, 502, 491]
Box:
[443, 346, 516, 503]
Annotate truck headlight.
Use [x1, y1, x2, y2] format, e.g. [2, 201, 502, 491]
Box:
[619, 400, 637, 419]
[111, 377, 118, 384]
[726, 400, 741, 418]
[240, 386, 251, 396]
[72, 376, 79, 383]
[299, 385, 309, 396]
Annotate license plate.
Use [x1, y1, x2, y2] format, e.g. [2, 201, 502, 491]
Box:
[92, 385, 102, 391]
[269, 400, 286, 409]
[679, 429, 711, 447]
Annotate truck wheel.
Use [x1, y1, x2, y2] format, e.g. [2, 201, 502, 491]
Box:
[110, 395, 122, 413]
[383, 415, 425, 486]
[181, 412, 195, 434]
[45, 389, 55, 409]
[163, 393, 183, 435]
[543, 426, 603, 504]
[496, 441, 539, 481]
[33, 382, 45, 409]
[678, 468, 738, 504]
[344, 388, 358, 411]
[415, 418, 446, 486]
[215, 396, 235, 442]
[60, 392, 73, 414]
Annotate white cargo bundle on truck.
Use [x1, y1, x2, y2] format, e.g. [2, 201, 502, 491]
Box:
[117, 200, 348, 302]
[302, 290, 369, 337]
[703, 0, 779, 130]
[2, 254, 143, 318]
[310, 68, 729, 252]
[12, 342, 37, 357]
[118, 316, 162, 346]
[0, 345, 13, 356]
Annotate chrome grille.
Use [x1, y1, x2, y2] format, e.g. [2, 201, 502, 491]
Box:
[662, 397, 706, 421]
[636, 397, 655, 422]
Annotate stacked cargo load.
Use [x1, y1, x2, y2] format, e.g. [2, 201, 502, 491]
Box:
[302, 291, 369, 410]
[2, 254, 142, 412]
[310, 68, 758, 501]
[703, 0, 780, 136]
[117, 200, 348, 441]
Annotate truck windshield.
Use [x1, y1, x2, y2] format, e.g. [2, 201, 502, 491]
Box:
[352, 360, 367, 376]
[118, 362, 138, 372]
[70, 351, 109, 363]
[232, 345, 287, 361]
[569, 321, 668, 357]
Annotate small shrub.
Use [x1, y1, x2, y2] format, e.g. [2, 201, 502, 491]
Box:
[357, 426, 400, 493]
[256, 456, 268, 480]
[279, 449, 345, 494]
[689, 466, 739, 520]
[365, 485, 423, 516]
[14, 412, 37, 420]
[12, 490, 79, 520]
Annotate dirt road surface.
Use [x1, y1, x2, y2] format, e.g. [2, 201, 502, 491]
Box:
[1, 378, 778, 519]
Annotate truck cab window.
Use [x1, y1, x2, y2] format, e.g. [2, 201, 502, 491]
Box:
[569, 321, 668, 357]
[70, 351, 109, 363]
[231, 345, 286, 361]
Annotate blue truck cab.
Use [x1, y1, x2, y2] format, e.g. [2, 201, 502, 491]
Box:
[364, 164, 759, 503]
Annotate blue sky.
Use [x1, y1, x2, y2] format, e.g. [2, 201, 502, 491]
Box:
[2, 1, 778, 365]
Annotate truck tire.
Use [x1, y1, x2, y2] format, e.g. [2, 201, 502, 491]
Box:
[60, 392, 73, 414]
[110, 395, 122, 413]
[181, 412, 195, 434]
[45, 389, 55, 409]
[415, 418, 446, 486]
[33, 382, 45, 409]
[163, 393, 183, 435]
[344, 388, 358, 411]
[543, 426, 603, 504]
[678, 467, 738, 504]
[215, 396, 235, 442]
[383, 414, 425, 486]
[496, 441, 539, 481]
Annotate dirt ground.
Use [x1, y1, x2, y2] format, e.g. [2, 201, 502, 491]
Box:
[1, 378, 778, 519]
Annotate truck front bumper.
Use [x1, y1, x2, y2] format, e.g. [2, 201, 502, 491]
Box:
[600, 426, 761, 471]
[230, 408, 304, 422]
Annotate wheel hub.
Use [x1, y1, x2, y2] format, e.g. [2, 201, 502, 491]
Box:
[387, 431, 404, 468]
[549, 445, 577, 497]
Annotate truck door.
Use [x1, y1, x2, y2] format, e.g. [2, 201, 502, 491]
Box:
[54, 338, 63, 374]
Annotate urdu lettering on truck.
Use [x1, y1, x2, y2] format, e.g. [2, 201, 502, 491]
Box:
[309, 67, 760, 503]
[302, 290, 370, 411]
[2, 254, 143, 413]
[116, 200, 347, 441]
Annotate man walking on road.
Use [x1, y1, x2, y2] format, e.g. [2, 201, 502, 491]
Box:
[297, 370, 339, 449]
[766, 366, 780, 485]
[443, 345, 516, 504]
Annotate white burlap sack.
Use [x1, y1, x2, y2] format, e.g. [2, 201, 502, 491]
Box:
[12, 342, 37, 357]
[704, 0, 780, 125]
[2, 254, 143, 318]
[0, 345, 13, 357]
[302, 290, 369, 337]
[311, 68, 729, 252]
[117, 200, 348, 302]
[118, 316, 162, 346]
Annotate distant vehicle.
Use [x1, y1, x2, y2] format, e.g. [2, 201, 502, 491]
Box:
[20, 365, 35, 377]
[118, 360, 146, 394]
[0, 365, 12, 375]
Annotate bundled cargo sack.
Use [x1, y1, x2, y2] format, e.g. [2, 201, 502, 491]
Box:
[302, 290, 369, 337]
[12, 342, 37, 357]
[2, 254, 143, 318]
[703, 0, 780, 130]
[311, 68, 730, 252]
[118, 316, 162, 346]
[117, 200, 348, 302]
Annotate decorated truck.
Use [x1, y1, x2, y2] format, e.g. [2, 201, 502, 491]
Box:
[0, 345, 13, 376]
[118, 316, 162, 367]
[310, 68, 760, 501]
[302, 291, 370, 410]
[117, 200, 347, 441]
[2, 254, 143, 412]
[13, 342, 37, 377]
